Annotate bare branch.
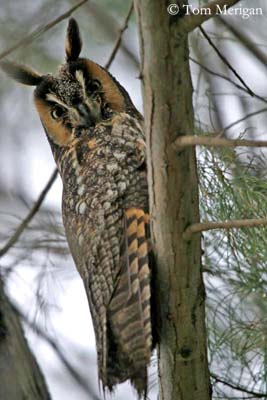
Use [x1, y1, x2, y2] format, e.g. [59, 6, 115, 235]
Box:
[183, 217, 267, 241]
[105, 1, 134, 69]
[87, 2, 139, 68]
[174, 135, 267, 150]
[183, 0, 241, 32]
[0, 169, 58, 258]
[0, 0, 89, 61]
[199, 26, 255, 97]
[211, 373, 267, 398]
[190, 56, 267, 105]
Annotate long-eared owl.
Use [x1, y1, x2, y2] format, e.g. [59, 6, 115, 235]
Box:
[1, 18, 156, 397]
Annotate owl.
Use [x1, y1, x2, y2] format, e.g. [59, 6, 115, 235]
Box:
[1, 19, 156, 397]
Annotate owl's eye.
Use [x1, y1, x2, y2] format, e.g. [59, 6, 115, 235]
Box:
[102, 104, 112, 120]
[90, 79, 101, 92]
[51, 106, 65, 120]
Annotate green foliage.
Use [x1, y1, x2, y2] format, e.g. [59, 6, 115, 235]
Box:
[199, 146, 267, 397]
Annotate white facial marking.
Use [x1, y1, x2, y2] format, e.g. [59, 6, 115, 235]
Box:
[46, 93, 70, 109]
[75, 70, 87, 98]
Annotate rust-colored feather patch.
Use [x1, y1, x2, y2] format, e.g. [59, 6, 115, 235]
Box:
[34, 98, 72, 146]
[83, 60, 125, 112]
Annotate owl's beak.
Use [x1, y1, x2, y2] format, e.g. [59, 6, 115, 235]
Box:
[76, 102, 100, 128]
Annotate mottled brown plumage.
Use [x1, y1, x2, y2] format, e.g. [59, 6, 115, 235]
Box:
[1, 18, 155, 397]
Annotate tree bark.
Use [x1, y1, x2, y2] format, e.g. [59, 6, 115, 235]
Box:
[134, 1, 211, 399]
[0, 279, 51, 400]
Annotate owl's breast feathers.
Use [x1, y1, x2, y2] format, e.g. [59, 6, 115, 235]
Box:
[61, 113, 154, 395]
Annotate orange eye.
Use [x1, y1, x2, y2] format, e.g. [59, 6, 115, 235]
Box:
[51, 106, 65, 120]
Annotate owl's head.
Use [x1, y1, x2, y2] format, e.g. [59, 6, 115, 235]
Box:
[1, 18, 138, 146]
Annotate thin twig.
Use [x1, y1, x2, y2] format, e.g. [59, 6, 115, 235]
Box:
[190, 56, 267, 105]
[223, 107, 267, 133]
[183, 217, 267, 241]
[0, 169, 58, 258]
[182, 0, 241, 31]
[199, 26, 255, 97]
[105, 1, 134, 69]
[211, 373, 267, 398]
[174, 135, 267, 150]
[88, 2, 139, 68]
[0, 0, 89, 61]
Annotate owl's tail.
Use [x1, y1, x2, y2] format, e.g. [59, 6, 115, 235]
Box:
[106, 208, 153, 397]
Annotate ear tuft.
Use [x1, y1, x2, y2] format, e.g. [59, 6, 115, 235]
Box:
[65, 18, 82, 62]
[0, 60, 43, 86]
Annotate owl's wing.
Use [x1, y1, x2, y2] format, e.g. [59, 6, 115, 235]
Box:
[79, 204, 152, 395]
[76, 205, 123, 384]
[64, 129, 153, 395]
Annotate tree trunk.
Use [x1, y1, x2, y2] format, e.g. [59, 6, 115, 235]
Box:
[0, 279, 51, 400]
[134, 1, 211, 399]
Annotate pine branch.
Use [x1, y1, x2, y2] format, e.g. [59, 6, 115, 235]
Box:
[0, 0, 89, 61]
[183, 217, 267, 241]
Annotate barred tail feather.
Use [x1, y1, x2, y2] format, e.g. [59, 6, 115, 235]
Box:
[106, 208, 152, 396]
